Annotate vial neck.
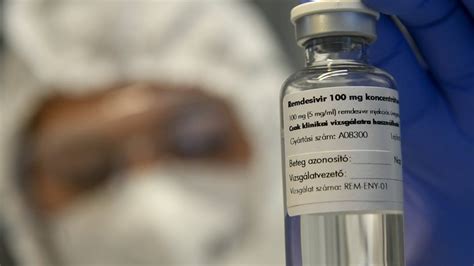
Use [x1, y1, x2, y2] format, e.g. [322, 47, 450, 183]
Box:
[304, 36, 369, 67]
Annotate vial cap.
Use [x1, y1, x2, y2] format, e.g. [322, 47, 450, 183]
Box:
[291, 0, 380, 46]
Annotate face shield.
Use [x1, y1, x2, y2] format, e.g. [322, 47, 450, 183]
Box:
[15, 83, 254, 265]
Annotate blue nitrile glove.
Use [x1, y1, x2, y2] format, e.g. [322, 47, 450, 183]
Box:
[361, 0, 474, 265]
[295, 1, 474, 265]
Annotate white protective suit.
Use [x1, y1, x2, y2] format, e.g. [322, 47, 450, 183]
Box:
[0, 0, 291, 265]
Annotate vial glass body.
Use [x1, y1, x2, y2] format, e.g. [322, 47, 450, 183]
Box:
[281, 37, 405, 266]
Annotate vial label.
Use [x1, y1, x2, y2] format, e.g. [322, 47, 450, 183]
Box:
[283, 86, 403, 216]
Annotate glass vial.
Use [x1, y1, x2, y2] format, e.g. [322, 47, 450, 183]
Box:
[280, 2, 405, 266]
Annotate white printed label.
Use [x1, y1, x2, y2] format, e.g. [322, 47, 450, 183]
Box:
[283, 86, 403, 216]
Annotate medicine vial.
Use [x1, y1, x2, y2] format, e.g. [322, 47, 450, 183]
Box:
[280, 1, 405, 265]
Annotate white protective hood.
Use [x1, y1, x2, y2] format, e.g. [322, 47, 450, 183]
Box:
[0, 0, 290, 265]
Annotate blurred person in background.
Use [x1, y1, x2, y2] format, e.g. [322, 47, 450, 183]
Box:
[0, 0, 291, 265]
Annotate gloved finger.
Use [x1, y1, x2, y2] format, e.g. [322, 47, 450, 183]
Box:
[405, 170, 474, 265]
[461, 0, 474, 17]
[368, 17, 473, 200]
[368, 15, 438, 125]
[363, 0, 474, 138]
